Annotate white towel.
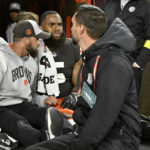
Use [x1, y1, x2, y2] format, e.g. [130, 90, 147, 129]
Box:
[37, 40, 60, 97]
[120, 0, 130, 9]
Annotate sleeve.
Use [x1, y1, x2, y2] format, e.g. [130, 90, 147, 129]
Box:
[6, 25, 11, 43]
[0, 52, 7, 83]
[30, 74, 38, 103]
[71, 59, 132, 149]
[30, 59, 38, 100]
[136, 3, 150, 68]
[0, 62, 4, 83]
[6, 24, 13, 43]
[30, 63, 48, 107]
[33, 93, 48, 107]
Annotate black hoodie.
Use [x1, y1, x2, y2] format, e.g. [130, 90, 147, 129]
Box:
[72, 18, 141, 150]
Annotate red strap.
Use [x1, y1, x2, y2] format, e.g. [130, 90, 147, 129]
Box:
[77, 55, 101, 93]
[77, 65, 83, 95]
[93, 55, 101, 92]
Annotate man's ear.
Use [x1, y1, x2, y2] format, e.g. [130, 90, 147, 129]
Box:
[80, 24, 85, 34]
[23, 38, 29, 46]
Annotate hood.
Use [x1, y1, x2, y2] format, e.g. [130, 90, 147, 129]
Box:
[0, 37, 9, 53]
[0, 37, 8, 46]
[0, 37, 29, 60]
[0, 37, 17, 57]
[83, 17, 136, 58]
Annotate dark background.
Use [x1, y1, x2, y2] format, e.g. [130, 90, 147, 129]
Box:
[0, 0, 105, 39]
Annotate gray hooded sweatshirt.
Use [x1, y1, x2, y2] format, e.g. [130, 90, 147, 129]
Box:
[0, 38, 38, 106]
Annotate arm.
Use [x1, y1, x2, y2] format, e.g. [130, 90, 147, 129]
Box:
[71, 58, 133, 149]
[135, 5, 150, 69]
[44, 96, 57, 106]
[72, 58, 83, 92]
[34, 94, 58, 107]
[69, 38, 81, 92]
[0, 52, 7, 83]
[32, 75, 58, 107]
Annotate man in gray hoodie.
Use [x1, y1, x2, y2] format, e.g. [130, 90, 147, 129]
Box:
[0, 20, 63, 148]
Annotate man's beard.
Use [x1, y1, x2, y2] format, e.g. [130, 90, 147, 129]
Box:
[27, 45, 38, 58]
[43, 32, 66, 49]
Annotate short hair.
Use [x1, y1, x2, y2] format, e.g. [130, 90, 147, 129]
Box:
[40, 10, 59, 25]
[74, 4, 107, 40]
[17, 11, 39, 23]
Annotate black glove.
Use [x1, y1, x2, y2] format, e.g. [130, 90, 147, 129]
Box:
[61, 92, 80, 110]
[77, 96, 91, 110]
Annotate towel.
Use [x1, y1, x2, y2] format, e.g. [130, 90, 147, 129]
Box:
[37, 40, 60, 97]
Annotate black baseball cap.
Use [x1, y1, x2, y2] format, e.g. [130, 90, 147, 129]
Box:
[9, 2, 21, 12]
[13, 20, 51, 39]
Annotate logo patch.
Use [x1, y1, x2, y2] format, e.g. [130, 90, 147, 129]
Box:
[26, 29, 32, 35]
[40, 56, 51, 68]
[129, 6, 136, 12]
[24, 80, 28, 86]
[52, 52, 57, 57]
[87, 73, 93, 85]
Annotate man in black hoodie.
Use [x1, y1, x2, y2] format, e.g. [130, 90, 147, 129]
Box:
[102, 0, 150, 96]
[26, 4, 141, 150]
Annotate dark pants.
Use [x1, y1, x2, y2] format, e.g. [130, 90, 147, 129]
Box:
[25, 134, 138, 150]
[0, 102, 47, 146]
[133, 68, 142, 99]
[133, 68, 142, 98]
[25, 134, 76, 150]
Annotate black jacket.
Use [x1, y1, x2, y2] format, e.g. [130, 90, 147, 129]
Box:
[103, 0, 150, 69]
[72, 18, 141, 150]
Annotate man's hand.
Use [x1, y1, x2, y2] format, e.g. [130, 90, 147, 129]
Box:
[61, 92, 79, 110]
[45, 96, 57, 106]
